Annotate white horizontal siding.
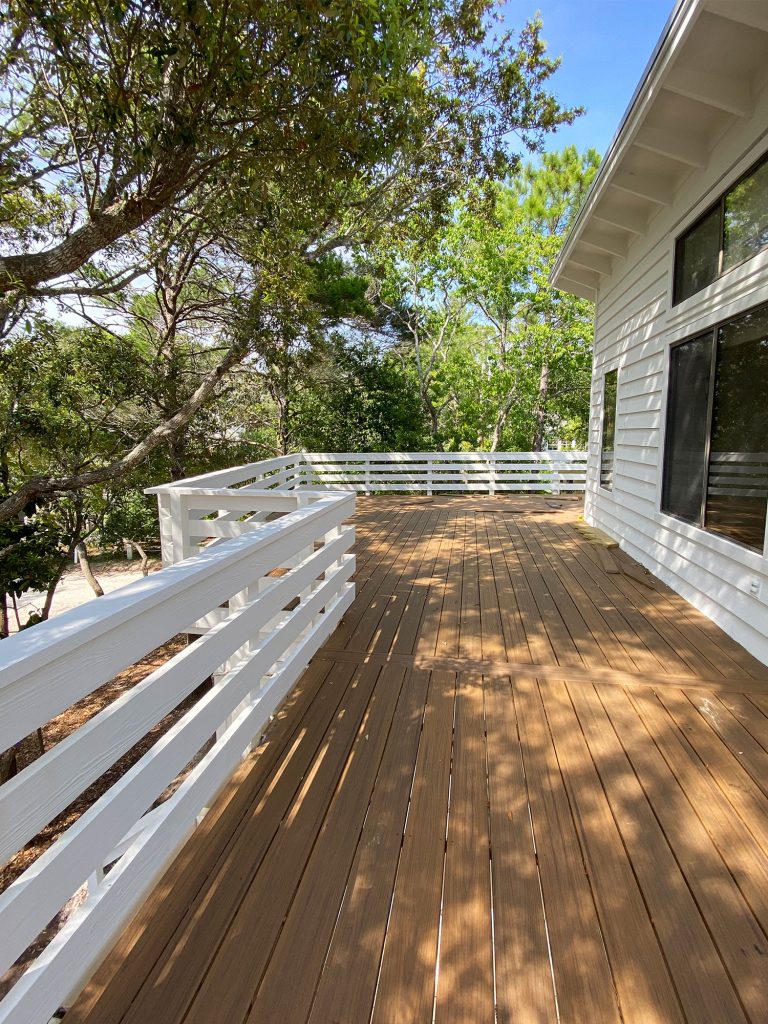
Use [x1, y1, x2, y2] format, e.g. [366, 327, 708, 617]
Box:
[619, 393, 662, 416]
[589, 496, 768, 664]
[586, 95, 768, 667]
[615, 457, 657, 483]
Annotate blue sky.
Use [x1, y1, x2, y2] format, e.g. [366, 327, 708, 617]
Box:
[503, 0, 673, 158]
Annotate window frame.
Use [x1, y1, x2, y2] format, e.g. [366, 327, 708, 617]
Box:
[661, 301, 768, 554]
[599, 368, 618, 492]
[673, 149, 768, 306]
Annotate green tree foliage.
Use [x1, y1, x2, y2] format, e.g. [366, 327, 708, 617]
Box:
[381, 146, 600, 450]
[0, 0, 577, 318]
[0, 1, 579, 524]
[0, 516, 62, 635]
[0, 318, 256, 616]
[292, 337, 429, 453]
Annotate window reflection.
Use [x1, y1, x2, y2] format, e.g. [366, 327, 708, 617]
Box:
[674, 205, 721, 304]
[705, 307, 768, 550]
[600, 370, 617, 489]
[661, 334, 713, 523]
[674, 151, 768, 304]
[723, 159, 768, 271]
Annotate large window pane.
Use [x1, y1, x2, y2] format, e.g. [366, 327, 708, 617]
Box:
[661, 334, 713, 523]
[705, 305, 768, 550]
[600, 370, 617, 489]
[673, 204, 721, 304]
[723, 158, 768, 271]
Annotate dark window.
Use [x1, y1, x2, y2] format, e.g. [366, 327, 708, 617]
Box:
[662, 303, 768, 552]
[674, 206, 720, 304]
[600, 369, 618, 489]
[661, 333, 713, 523]
[674, 152, 768, 304]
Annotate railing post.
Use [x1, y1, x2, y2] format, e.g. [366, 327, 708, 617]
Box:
[489, 454, 496, 496]
[427, 455, 433, 496]
[364, 456, 371, 496]
[166, 490, 192, 566]
[156, 492, 175, 567]
[553, 457, 561, 496]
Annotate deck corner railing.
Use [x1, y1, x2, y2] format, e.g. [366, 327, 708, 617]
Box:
[0, 484, 353, 1024]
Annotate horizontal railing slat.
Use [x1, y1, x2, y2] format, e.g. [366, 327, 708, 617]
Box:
[303, 451, 587, 461]
[146, 455, 305, 492]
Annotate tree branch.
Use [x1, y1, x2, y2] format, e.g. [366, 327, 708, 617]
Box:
[0, 333, 250, 523]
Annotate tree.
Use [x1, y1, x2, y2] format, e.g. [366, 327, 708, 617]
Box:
[381, 147, 600, 451]
[0, 516, 62, 637]
[292, 336, 428, 453]
[0, 1, 579, 522]
[374, 249, 469, 447]
[0, 2, 576, 313]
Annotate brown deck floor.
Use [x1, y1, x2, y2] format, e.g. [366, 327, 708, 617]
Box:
[69, 496, 768, 1024]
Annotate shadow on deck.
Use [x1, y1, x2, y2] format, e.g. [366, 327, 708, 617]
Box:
[68, 496, 768, 1024]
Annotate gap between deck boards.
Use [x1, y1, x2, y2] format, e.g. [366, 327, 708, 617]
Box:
[314, 648, 768, 695]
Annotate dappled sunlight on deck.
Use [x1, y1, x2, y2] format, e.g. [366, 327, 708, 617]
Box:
[68, 496, 768, 1024]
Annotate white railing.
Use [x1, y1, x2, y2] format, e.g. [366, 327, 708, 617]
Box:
[151, 450, 588, 505]
[0, 488, 354, 1024]
[302, 450, 588, 494]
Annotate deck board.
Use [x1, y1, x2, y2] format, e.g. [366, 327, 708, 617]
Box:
[68, 496, 768, 1024]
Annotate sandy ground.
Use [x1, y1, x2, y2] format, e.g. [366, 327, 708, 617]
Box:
[12, 556, 162, 630]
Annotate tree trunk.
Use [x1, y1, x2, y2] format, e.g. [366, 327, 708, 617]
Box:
[125, 539, 150, 576]
[75, 543, 104, 597]
[423, 394, 445, 451]
[169, 434, 187, 482]
[0, 748, 17, 786]
[11, 594, 22, 630]
[532, 361, 550, 452]
[0, 592, 9, 639]
[40, 553, 70, 623]
[278, 399, 290, 456]
[490, 390, 517, 452]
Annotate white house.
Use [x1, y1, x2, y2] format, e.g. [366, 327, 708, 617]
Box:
[551, 0, 768, 665]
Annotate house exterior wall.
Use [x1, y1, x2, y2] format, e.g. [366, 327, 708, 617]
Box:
[586, 89, 768, 665]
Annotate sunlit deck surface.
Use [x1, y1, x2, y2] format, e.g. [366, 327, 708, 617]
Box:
[69, 495, 768, 1024]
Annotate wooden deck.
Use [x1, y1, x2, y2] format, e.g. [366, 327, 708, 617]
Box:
[68, 496, 768, 1024]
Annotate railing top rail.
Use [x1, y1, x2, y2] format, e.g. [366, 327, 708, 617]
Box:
[303, 450, 588, 461]
[146, 453, 306, 493]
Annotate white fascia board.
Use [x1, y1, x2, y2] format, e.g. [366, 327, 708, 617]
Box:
[550, 0, 702, 294]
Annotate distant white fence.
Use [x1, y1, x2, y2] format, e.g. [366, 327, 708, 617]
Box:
[150, 451, 588, 506]
[0, 488, 354, 1024]
[302, 451, 587, 494]
[707, 452, 768, 499]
